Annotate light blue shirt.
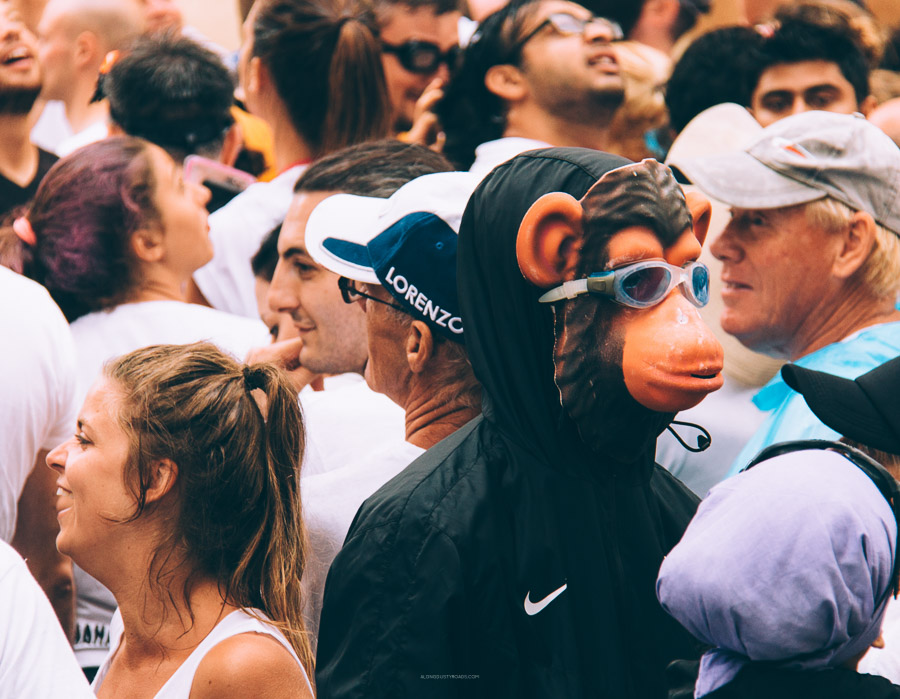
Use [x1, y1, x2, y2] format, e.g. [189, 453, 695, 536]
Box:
[728, 321, 900, 476]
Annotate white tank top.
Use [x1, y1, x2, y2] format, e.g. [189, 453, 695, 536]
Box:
[92, 608, 313, 697]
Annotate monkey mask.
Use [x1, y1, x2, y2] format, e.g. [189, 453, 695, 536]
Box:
[516, 159, 724, 458]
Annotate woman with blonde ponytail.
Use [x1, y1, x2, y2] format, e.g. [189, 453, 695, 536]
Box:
[47, 342, 314, 698]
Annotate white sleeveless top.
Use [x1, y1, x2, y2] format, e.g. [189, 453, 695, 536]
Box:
[92, 608, 313, 697]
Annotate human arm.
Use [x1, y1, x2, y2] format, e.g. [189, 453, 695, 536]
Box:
[190, 632, 313, 699]
[400, 78, 446, 152]
[11, 450, 75, 639]
[246, 337, 324, 393]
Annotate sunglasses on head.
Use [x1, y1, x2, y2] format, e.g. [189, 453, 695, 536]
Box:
[538, 259, 710, 309]
[381, 40, 460, 74]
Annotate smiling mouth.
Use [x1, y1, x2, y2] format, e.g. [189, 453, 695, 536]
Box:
[2, 46, 33, 66]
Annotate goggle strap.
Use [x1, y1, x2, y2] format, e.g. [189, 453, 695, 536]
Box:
[538, 279, 589, 303]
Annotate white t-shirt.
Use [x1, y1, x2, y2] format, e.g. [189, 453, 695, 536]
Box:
[56, 121, 109, 157]
[93, 607, 313, 697]
[30, 100, 72, 154]
[193, 165, 306, 318]
[468, 137, 551, 179]
[0, 268, 78, 542]
[301, 438, 424, 647]
[68, 299, 269, 667]
[300, 373, 407, 477]
[0, 539, 93, 698]
[69, 300, 270, 400]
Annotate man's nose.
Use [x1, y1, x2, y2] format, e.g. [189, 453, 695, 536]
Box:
[710, 224, 741, 263]
[267, 263, 299, 315]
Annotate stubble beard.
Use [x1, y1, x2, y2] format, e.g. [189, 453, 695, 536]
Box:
[0, 83, 41, 116]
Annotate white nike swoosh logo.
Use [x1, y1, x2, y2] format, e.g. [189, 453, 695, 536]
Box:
[524, 583, 568, 616]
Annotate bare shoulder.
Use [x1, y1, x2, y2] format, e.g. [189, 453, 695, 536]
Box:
[190, 632, 313, 699]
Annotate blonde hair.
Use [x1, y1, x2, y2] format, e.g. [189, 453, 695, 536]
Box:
[804, 197, 900, 301]
[105, 342, 313, 675]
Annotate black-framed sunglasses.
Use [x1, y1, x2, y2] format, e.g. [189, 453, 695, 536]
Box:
[513, 12, 623, 56]
[381, 40, 460, 74]
[338, 276, 408, 313]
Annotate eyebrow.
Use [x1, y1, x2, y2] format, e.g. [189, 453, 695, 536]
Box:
[280, 245, 312, 259]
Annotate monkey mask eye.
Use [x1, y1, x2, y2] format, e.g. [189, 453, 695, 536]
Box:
[538, 259, 710, 309]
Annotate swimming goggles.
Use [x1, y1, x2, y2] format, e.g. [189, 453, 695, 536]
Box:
[538, 259, 710, 309]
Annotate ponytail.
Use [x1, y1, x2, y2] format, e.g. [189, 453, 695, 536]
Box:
[252, 0, 391, 158]
[235, 362, 314, 675]
[322, 15, 392, 154]
[106, 343, 314, 677]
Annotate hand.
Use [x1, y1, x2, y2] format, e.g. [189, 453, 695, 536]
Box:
[403, 78, 446, 152]
[246, 338, 324, 393]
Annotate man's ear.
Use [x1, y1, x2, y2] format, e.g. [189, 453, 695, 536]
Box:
[484, 64, 527, 102]
[684, 190, 711, 247]
[144, 458, 178, 505]
[131, 227, 165, 264]
[246, 55, 265, 98]
[833, 210, 876, 279]
[516, 192, 584, 288]
[406, 320, 434, 374]
[859, 94, 878, 118]
[219, 123, 242, 167]
[74, 31, 99, 70]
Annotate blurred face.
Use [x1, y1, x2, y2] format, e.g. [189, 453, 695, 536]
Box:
[710, 204, 843, 358]
[751, 60, 861, 127]
[35, 1, 72, 101]
[516, 1, 624, 122]
[46, 378, 135, 563]
[379, 4, 460, 132]
[147, 145, 212, 277]
[268, 192, 369, 374]
[140, 0, 184, 35]
[0, 6, 42, 112]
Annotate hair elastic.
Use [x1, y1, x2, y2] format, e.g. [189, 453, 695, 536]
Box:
[12, 217, 36, 246]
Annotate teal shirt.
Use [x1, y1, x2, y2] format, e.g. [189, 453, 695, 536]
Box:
[728, 321, 900, 477]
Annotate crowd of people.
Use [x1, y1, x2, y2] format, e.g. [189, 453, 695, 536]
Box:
[2, 0, 900, 696]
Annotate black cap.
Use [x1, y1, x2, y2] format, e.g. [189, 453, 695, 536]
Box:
[781, 357, 900, 455]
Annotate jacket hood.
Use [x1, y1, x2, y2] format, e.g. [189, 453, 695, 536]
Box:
[457, 148, 670, 479]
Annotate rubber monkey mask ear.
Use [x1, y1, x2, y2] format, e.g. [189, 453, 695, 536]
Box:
[514, 159, 723, 460]
[516, 191, 584, 289]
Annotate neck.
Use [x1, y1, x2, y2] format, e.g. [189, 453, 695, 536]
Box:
[265, 102, 314, 172]
[130, 267, 191, 304]
[403, 381, 480, 450]
[115, 572, 235, 663]
[64, 77, 106, 134]
[0, 113, 38, 186]
[504, 104, 616, 152]
[791, 291, 900, 360]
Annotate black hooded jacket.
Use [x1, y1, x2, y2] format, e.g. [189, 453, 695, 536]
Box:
[315, 149, 701, 698]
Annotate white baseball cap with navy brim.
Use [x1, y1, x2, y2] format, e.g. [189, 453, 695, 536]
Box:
[305, 171, 481, 342]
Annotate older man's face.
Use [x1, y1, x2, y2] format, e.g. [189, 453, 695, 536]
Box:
[710, 204, 843, 358]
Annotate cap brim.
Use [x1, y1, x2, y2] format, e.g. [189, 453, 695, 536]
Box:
[666, 103, 762, 164]
[304, 192, 385, 284]
[782, 364, 900, 454]
[671, 151, 827, 210]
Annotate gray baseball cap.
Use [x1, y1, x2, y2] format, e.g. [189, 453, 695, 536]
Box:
[670, 111, 900, 236]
